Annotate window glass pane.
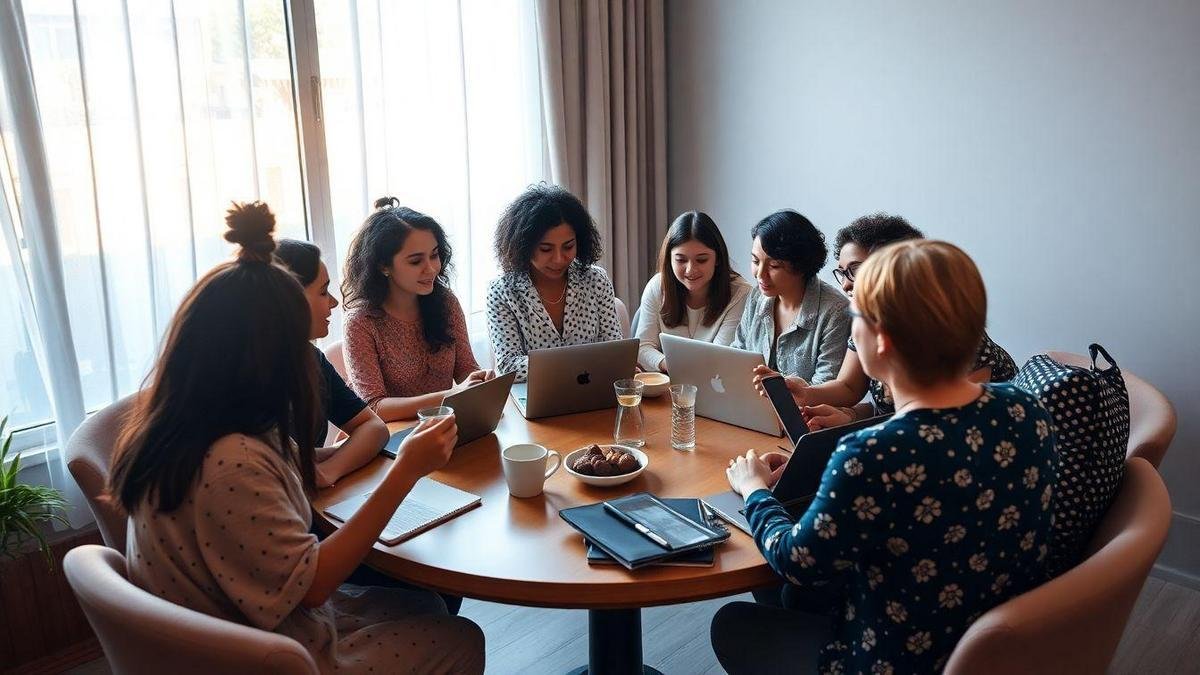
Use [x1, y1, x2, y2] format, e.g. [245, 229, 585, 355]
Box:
[10, 0, 305, 425]
[314, 0, 545, 317]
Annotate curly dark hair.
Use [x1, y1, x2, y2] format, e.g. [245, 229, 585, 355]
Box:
[494, 183, 602, 275]
[341, 197, 455, 352]
[750, 210, 827, 282]
[834, 213, 924, 256]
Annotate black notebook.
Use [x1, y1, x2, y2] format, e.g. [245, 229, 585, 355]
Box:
[560, 493, 730, 570]
[585, 498, 726, 567]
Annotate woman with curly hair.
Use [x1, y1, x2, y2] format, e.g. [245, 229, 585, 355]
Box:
[341, 198, 491, 422]
[486, 184, 623, 382]
[733, 210, 851, 386]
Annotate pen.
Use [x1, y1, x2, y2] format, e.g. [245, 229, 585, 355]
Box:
[603, 502, 672, 549]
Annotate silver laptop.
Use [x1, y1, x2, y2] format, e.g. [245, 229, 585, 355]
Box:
[510, 339, 639, 418]
[381, 371, 517, 457]
[660, 333, 781, 436]
[704, 413, 890, 534]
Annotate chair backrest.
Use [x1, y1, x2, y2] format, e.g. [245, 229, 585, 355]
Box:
[614, 296, 631, 339]
[1046, 351, 1177, 467]
[322, 340, 347, 380]
[65, 395, 136, 549]
[944, 457, 1171, 675]
[64, 545, 318, 675]
[629, 303, 642, 338]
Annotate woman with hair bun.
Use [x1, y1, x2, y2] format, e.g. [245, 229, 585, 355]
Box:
[341, 197, 491, 422]
[110, 202, 484, 673]
[733, 210, 851, 386]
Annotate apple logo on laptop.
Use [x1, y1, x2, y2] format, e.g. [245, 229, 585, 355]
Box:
[710, 374, 726, 394]
[577, 371, 591, 385]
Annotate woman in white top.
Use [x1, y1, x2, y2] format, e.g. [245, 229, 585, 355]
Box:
[635, 211, 752, 372]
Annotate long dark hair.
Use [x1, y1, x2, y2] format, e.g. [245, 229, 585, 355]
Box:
[493, 183, 602, 275]
[274, 239, 322, 286]
[109, 202, 320, 513]
[657, 211, 736, 328]
[340, 197, 455, 352]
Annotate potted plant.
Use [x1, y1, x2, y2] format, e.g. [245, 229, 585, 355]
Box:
[0, 415, 69, 568]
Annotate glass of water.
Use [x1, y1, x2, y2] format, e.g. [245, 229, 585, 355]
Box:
[613, 379, 645, 447]
[670, 383, 698, 451]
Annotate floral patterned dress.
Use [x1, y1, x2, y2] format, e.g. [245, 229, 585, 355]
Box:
[744, 383, 1058, 674]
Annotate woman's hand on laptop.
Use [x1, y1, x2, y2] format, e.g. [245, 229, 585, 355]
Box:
[726, 449, 771, 497]
[801, 404, 854, 431]
[451, 369, 491, 394]
[761, 451, 790, 488]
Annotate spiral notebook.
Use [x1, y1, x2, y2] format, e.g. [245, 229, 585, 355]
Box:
[323, 478, 481, 545]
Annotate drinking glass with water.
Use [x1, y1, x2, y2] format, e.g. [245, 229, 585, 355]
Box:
[613, 379, 645, 447]
[670, 384, 697, 451]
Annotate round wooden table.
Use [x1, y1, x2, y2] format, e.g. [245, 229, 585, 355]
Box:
[314, 394, 781, 674]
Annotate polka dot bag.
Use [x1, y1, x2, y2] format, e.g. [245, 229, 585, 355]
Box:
[1015, 344, 1130, 577]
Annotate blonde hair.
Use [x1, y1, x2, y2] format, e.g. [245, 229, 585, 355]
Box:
[854, 240, 985, 385]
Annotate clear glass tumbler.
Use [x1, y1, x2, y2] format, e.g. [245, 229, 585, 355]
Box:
[670, 383, 697, 451]
[613, 379, 645, 448]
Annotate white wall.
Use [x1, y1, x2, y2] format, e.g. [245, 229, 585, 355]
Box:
[667, 0, 1200, 583]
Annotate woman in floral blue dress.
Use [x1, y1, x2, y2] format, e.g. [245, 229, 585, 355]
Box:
[713, 240, 1058, 674]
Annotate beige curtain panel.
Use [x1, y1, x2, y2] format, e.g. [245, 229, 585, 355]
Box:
[535, 0, 668, 305]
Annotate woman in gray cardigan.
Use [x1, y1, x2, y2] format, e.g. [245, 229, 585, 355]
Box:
[732, 210, 851, 386]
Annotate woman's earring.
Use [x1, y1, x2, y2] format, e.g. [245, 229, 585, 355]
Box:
[383, 270, 390, 277]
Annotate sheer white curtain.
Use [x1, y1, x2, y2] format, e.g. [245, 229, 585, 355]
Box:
[0, 0, 307, 527]
[0, 0, 88, 526]
[313, 0, 547, 328]
[0, 0, 549, 517]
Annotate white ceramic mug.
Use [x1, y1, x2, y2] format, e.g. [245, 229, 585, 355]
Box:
[501, 443, 561, 498]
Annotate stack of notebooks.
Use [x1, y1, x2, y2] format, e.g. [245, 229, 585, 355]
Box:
[560, 493, 730, 570]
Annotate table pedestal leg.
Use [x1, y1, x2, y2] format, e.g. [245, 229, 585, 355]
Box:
[567, 608, 664, 675]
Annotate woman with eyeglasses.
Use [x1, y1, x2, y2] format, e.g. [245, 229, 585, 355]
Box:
[761, 213, 1016, 434]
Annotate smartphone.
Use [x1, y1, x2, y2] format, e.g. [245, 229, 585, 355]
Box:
[760, 375, 808, 445]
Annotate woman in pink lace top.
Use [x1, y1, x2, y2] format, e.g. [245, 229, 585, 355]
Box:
[341, 198, 491, 421]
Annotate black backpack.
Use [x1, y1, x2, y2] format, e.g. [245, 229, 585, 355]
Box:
[1014, 344, 1130, 577]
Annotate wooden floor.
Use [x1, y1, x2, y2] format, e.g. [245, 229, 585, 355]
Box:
[65, 575, 1200, 674]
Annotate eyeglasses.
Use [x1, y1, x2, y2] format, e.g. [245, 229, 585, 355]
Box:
[832, 263, 861, 286]
[848, 308, 874, 323]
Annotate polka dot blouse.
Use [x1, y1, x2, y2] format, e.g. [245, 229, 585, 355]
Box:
[126, 433, 484, 673]
[485, 264, 623, 382]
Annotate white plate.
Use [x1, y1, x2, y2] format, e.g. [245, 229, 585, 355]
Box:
[634, 371, 671, 397]
[564, 445, 649, 487]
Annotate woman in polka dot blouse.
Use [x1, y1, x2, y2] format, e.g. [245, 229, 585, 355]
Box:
[486, 184, 624, 382]
[713, 240, 1057, 675]
[110, 203, 485, 674]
